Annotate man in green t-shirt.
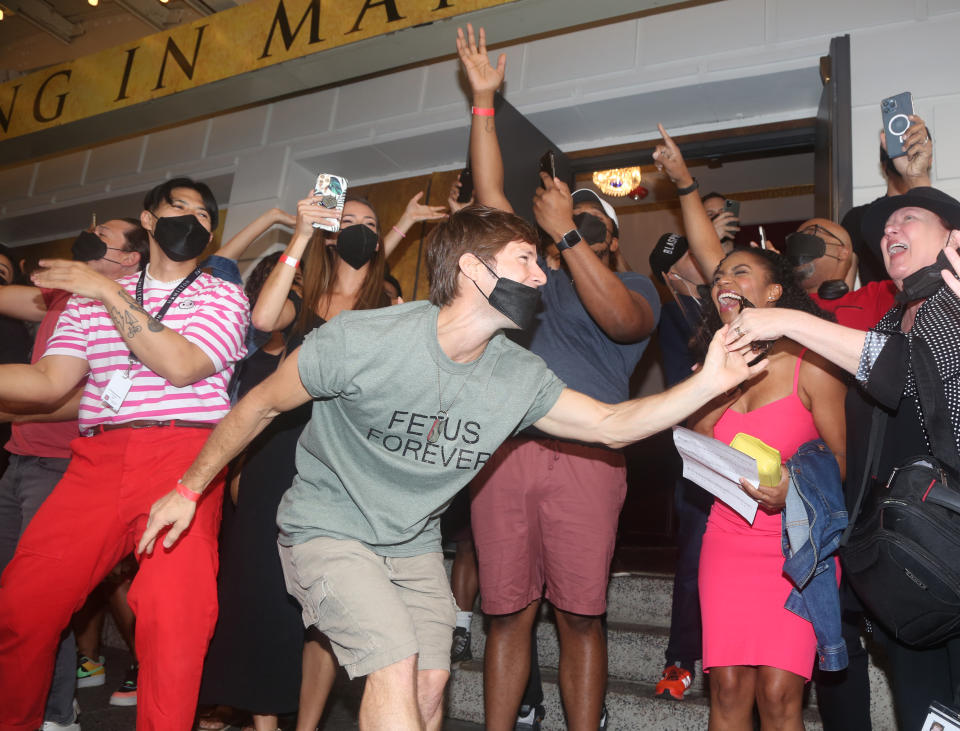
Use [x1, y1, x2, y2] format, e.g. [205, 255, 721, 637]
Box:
[139, 206, 764, 730]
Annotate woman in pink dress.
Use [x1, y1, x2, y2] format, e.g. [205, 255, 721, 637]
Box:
[691, 248, 847, 730]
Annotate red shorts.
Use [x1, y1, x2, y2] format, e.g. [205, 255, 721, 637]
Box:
[469, 438, 626, 616]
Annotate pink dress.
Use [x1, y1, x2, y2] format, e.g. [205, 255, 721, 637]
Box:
[699, 352, 821, 680]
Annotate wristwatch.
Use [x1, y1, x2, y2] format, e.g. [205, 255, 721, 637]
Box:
[555, 228, 583, 252]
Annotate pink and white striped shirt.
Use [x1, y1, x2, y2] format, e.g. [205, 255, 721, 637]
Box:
[44, 267, 249, 431]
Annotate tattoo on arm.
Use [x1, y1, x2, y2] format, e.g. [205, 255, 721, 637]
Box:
[117, 290, 165, 334]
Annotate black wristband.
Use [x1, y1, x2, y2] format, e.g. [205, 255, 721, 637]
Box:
[676, 179, 699, 196]
[556, 229, 583, 252]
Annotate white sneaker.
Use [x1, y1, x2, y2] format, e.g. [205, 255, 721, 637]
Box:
[41, 699, 80, 730]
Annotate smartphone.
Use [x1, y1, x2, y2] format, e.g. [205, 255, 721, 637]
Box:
[456, 167, 474, 204]
[539, 150, 557, 187]
[724, 199, 740, 219]
[312, 173, 348, 232]
[881, 91, 914, 159]
[759, 225, 767, 249]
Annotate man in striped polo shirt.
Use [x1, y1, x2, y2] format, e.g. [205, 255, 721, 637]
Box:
[0, 178, 249, 731]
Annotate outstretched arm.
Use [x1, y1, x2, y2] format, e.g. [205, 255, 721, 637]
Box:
[138, 347, 313, 554]
[0, 284, 48, 322]
[534, 326, 766, 447]
[0, 383, 83, 423]
[726, 308, 866, 376]
[457, 24, 512, 212]
[652, 124, 726, 279]
[0, 355, 88, 407]
[215, 208, 295, 261]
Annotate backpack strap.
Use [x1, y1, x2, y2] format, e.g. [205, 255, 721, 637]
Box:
[913, 336, 960, 476]
[840, 404, 886, 547]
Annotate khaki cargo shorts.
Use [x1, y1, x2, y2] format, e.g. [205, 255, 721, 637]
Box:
[279, 536, 456, 678]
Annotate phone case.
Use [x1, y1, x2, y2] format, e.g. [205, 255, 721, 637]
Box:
[724, 199, 740, 219]
[881, 91, 914, 159]
[539, 150, 557, 180]
[312, 173, 348, 232]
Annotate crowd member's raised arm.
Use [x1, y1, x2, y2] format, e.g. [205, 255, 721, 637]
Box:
[215, 207, 295, 262]
[533, 175, 655, 341]
[251, 194, 339, 333]
[0, 383, 83, 423]
[653, 124, 726, 279]
[457, 23, 511, 212]
[534, 326, 765, 447]
[381, 192, 448, 258]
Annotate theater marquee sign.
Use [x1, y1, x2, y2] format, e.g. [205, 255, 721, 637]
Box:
[0, 0, 517, 142]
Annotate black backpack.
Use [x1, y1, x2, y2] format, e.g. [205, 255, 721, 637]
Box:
[841, 338, 960, 648]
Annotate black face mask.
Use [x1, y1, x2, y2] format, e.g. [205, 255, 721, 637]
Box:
[335, 224, 379, 270]
[72, 230, 127, 265]
[573, 212, 609, 246]
[896, 248, 953, 304]
[474, 258, 541, 330]
[783, 232, 828, 266]
[151, 213, 210, 262]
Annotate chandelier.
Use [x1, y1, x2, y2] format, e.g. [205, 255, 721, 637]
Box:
[591, 166, 642, 198]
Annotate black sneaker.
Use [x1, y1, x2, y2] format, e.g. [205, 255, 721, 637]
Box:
[515, 703, 545, 730]
[109, 664, 138, 707]
[451, 626, 472, 663]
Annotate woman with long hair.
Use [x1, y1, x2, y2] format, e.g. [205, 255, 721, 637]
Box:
[199, 189, 445, 731]
[691, 247, 847, 731]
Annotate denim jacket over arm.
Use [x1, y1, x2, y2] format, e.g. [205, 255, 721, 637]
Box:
[782, 439, 849, 671]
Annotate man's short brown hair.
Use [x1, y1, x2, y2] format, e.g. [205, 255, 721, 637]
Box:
[426, 206, 539, 307]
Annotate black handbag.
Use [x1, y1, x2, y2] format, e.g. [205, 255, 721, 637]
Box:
[841, 338, 960, 648]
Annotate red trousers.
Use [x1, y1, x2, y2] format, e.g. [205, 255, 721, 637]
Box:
[0, 426, 224, 731]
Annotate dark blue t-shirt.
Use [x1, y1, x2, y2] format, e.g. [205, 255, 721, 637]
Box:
[509, 261, 660, 404]
[659, 295, 702, 388]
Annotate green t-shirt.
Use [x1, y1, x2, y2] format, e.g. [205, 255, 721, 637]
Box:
[277, 301, 565, 556]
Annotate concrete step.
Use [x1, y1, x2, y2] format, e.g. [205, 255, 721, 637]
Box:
[448, 659, 827, 731]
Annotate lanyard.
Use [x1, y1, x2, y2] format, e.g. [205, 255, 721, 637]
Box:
[127, 267, 202, 366]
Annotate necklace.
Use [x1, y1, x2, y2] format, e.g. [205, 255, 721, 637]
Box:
[427, 359, 482, 444]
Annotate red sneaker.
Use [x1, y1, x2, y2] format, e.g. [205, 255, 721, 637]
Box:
[655, 665, 693, 700]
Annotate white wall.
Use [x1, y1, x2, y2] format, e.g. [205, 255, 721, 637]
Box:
[1, 0, 959, 246]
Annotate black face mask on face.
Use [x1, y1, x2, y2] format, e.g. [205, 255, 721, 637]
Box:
[473, 258, 541, 330]
[72, 230, 127, 265]
[573, 212, 610, 246]
[335, 224, 379, 269]
[896, 247, 954, 304]
[151, 213, 210, 262]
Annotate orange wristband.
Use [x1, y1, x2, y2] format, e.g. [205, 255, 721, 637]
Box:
[472, 106, 495, 117]
[176, 479, 201, 503]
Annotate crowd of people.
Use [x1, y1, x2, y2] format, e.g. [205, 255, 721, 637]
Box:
[0, 21, 959, 731]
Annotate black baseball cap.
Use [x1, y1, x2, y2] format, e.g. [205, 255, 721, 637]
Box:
[648, 233, 689, 284]
[862, 186, 960, 256]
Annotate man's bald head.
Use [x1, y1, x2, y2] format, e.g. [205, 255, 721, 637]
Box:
[787, 218, 853, 293]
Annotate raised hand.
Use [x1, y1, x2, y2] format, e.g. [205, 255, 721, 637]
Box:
[652, 123, 694, 188]
[295, 192, 342, 239]
[532, 173, 575, 242]
[456, 23, 506, 99]
[943, 245, 960, 299]
[887, 114, 933, 184]
[400, 191, 448, 225]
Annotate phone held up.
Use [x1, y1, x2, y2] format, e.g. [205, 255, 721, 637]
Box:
[539, 150, 557, 188]
[880, 91, 914, 159]
[724, 198, 741, 220]
[312, 173, 348, 232]
[456, 167, 474, 204]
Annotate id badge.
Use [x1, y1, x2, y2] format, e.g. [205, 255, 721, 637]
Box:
[101, 371, 133, 412]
